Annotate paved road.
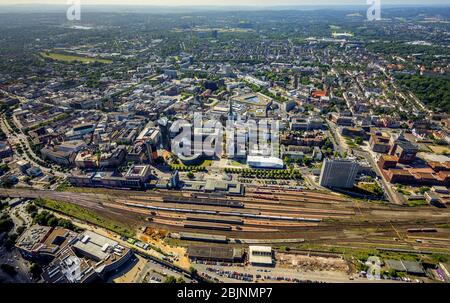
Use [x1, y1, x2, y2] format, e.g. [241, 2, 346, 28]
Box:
[323, 116, 403, 205]
[298, 167, 322, 190]
[353, 148, 405, 205]
[325, 120, 346, 157]
[134, 257, 191, 283]
[1, 89, 66, 178]
[1, 114, 65, 178]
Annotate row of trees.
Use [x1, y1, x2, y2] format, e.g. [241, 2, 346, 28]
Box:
[224, 168, 302, 180]
[21, 142, 51, 169]
[0, 211, 18, 250]
[169, 165, 207, 172]
[283, 156, 314, 166]
[163, 275, 186, 283]
[395, 73, 450, 114]
[26, 203, 78, 231]
[0, 213, 13, 233]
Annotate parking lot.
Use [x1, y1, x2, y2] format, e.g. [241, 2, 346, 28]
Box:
[134, 255, 192, 283]
[194, 263, 356, 283]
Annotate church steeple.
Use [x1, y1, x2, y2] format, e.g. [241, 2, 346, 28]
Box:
[228, 96, 234, 121]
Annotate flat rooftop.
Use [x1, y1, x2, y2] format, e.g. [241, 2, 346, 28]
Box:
[16, 225, 51, 251]
[188, 246, 243, 261]
[249, 246, 273, 265]
[126, 165, 149, 177]
[179, 232, 227, 242]
[72, 231, 120, 261]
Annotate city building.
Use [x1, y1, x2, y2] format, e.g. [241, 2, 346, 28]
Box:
[157, 117, 171, 151]
[330, 113, 354, 126]
[68, 166, 151, 190]
[169, 170, 180, 188]
[282, 150, 305, 161]
[125, 165, 152, 183]
[389, 133, 418, 164]
[378, 155, 399, 169]
[384, 169, 416, 184]
[370, 133, 391, 154]
[204, 179, 244, 196]
[75, 150, 98, 169]
[16, 160, 31, 173]
[319, 158, 359, 189]
[247, 156, 284, 169]
[58, 140, 87, 154]
[98, 146, 126, 168]
[0, 141, 13, 159]
[312, 146, 323, 161]
[126, 141, 149, 164]
[66, 123, 96, 139]
[42, 230, 133, 283]
[425, 191, 441, 205]
[26, 166, 43, 177]
[290, 117, 324, 131]
[188, 246, 244, 263]
[432, 186, 449, 194]
[248, 246, 273, 266]
[41, 145, 77, 166]
[341, 127, 368, 140]
[16, 226, 78, 261]
[385, 260, 425, 276]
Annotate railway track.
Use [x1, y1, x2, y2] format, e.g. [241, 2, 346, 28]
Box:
[2, 188, 450, 247]
[124, 201, 323, 223]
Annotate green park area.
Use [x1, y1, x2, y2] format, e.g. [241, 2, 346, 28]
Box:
[34, 198, 135, 238]
[169, 159, 212, 171]
[355, 182, 384, 197]
[40, 52, 113, 64]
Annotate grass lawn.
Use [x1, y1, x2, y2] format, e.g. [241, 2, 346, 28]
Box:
[178, 159, 213, 167]
[356, 182, 384, 196]
[199, 160, 213, 167]
[40, 52, 113, 64]
[293, 243, 419, 261]
[429, 145, 450, 155]
[345, 138, 358, 148]
[34, 198, 135, 238]
[55, 181, 72, 192]
[229, 159, 246, 166]
[407, 199, 428, 207]
[395, 185, 414, 196]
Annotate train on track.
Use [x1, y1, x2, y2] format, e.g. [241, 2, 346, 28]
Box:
[125, 202, 322, 223]
[162, 196, 244, 208]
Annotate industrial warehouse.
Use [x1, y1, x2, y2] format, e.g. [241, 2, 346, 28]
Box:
[188, 246, 245, 263]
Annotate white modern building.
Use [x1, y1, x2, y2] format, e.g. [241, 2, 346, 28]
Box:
[247, 156, 284, 169]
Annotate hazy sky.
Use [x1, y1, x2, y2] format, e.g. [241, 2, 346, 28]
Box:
[1, 0, 449, 6]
